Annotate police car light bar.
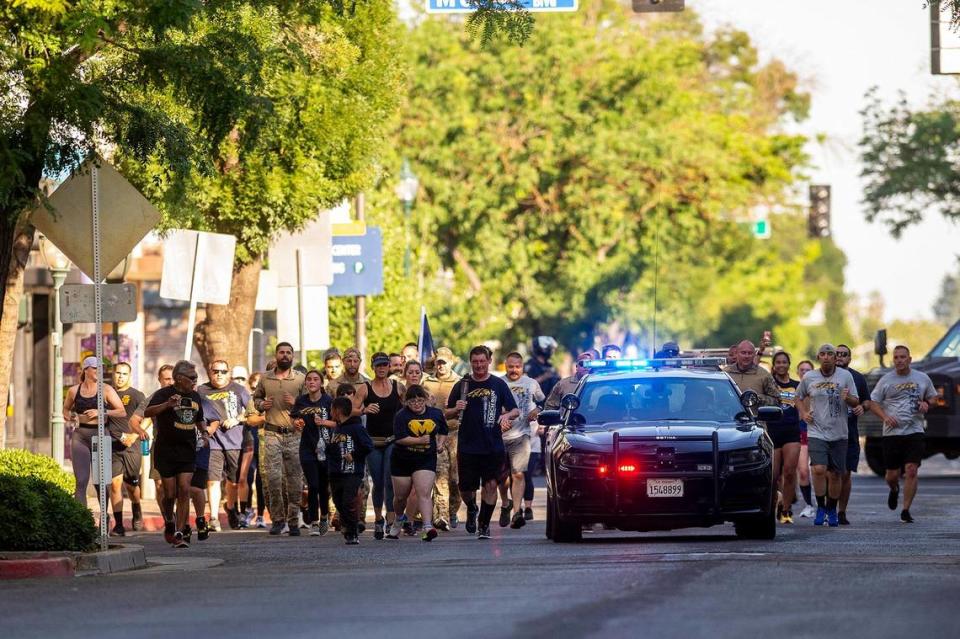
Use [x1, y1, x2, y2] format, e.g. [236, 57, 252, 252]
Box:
[583, 357, 727, 370]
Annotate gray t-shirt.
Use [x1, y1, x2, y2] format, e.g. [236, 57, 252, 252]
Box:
[503, 375, 545, 442]
[870, 369, 937, 437]
[796, 367, 858, 442]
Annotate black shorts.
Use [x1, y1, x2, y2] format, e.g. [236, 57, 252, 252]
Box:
[883, 433, 925, 470]
[391, 453, 437, 478]
[457, 452, 508, 491]
[208, 449, 241, 482]
[242, 426, 256, 451]
[154, 452, 196, 479]
[191, 468, 209, 489]
[768, 424, 801, 449]
[111, 445, 143, 485]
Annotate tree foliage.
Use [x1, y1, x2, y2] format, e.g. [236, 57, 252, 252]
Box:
[331, 4, 848, 359]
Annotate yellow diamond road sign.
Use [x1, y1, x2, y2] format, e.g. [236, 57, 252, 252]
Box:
[31, 156, 161, 281]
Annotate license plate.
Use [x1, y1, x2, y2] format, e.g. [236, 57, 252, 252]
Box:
[647, 479, 684, 498]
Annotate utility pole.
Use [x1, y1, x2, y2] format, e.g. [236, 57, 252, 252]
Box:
[354, 193, 367, 360]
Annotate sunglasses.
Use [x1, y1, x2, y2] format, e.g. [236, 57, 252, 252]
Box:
[836, 352, 850, 357]
[180, 374, 198, 381]
[212, 369, 229, 374]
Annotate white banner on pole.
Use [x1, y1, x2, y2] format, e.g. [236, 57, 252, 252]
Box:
[256, 270, 279, 311]
[276, 286, 329, 352]
[160, 230, 236, 305]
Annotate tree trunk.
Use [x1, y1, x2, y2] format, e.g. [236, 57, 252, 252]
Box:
[192, 258, 262, 376]
[0, 220, 35, 448]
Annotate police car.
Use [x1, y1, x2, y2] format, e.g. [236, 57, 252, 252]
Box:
[540, 357, 781, 543]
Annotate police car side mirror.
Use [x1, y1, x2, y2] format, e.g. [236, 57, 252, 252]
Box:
[560, 394, 581, 411]
[538, 410, 561, 427]
[757, 406, 782, 423]
[740, 390, 760, 410]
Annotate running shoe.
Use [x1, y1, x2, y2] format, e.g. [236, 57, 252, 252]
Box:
[783, 511, 794, 524]
[173, 531, 189, 549]
[255, 515, 266, 529]
[799, 505, 816, 519]
[888, 485, 899, 511]
[269, 521, 285, 536]
[110, 522, 126, 537]
[288, 524, 301, 536]
[209, 518, 222, 533]
[310, 522, 322, 537]
[345, 535, 360, 545]
[183, 525, 193, 543]
[838, 511, 850, 526]
[238, 512, 249, 529]
[357, 520, 366, 534]
[777, 509, 789, 524]
[510, 511, 526, 529]
[226, 507, 241, 530]
[813, 506, 826, 526]
[386, 520, 402, 540]
[197, 517, 209, 541]
[132, 505, 144, 532]
[477, 525, 491, 540]
[298, 512, 308, 529]
[434, 519, 450, 532]
[318, 517, 329, 536]
[163, 521, 176, 544]
[422, 527, 438, 542]
[499, 500, 513, 527]
[901, 509, 914, 523]
[465, 506, 478, 535]
[450, 514, 459, 529]
[402, 520, 416, 536]
[827, 508, 839, 527]
[524, 507, 534, 521]
[413, 519, 424, 533]
[374, 520, 385, 540]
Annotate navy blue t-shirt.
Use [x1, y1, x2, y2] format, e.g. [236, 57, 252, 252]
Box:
[846, 367, 870, 443]
[194, 397, 220, 470]
[198, 382, 250, 451]
[291, 393, 334, 462]
[326, 417, 373, 476]
[393, 406, 448, 460]
[447, 375, 518, 455]
[775, 378, 801, 430]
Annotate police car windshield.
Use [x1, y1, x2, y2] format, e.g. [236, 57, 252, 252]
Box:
[928, 322, 960, 358]
[577, 377, 743, 426]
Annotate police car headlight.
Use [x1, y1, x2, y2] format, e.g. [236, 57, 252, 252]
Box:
[560, 452, 604, 469]
[725, 447, 768, 470]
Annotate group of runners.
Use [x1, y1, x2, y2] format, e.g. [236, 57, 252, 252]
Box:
[64, 335, 937, 547]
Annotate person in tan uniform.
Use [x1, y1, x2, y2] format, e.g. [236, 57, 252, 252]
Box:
[544, 351, 596, 410]
[252, 342, 306, 536]
[723, 340, 780, 407]
[422, 347, 462, 529]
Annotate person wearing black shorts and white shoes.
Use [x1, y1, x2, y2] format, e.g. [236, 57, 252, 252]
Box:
[144, 360, 206, 547]
[187, 396, 222, 544]
[869, 345, 937, 523]
[388, 384, 448, 541]
[770, 351, 802, 524]
[446, 345, 519, 539]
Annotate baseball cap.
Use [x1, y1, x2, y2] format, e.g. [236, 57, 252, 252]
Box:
[372, 353, 390, 367]
[231, 365, 249, 380]
[818, 343, 836, 355]
[82, 356, 98, 369]
[435, 346, 455, 363]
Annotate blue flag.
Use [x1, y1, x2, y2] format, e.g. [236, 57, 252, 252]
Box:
[418, 306, 435, 364]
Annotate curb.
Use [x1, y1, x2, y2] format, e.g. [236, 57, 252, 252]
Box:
[0, 544, 147, 580]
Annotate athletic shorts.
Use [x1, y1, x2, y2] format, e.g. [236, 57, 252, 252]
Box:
[242, 425, 256, 451]
[153, 455, 197, 479]
[458, 452, 508, 491]
[883, 433, 925, 470]
[807, 437, 847, 473]
[503, 437, 531, 474]
[111, 445, 142, 485]
[846, 437, 861, 474]
[208, 449, 241, 482]
[190, 468, 209, 489]
[768, 424, 801, 449]
[390, 453, 437, 477]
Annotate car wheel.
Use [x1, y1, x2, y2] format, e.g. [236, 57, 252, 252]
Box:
[545, 493, 555, 540]
[735, 489, 777, 540]
[864, 438, 885, 477]
[552, 499, 582, 544]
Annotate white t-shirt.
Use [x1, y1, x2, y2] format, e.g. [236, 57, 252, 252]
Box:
[503, 375, 545, 442]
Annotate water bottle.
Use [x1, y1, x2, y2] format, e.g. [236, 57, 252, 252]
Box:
[141, 437, 150, 456]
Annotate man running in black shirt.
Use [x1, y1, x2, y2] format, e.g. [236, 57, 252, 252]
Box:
[446, 345, 519, 539]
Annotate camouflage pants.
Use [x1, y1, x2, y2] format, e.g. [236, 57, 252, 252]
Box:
[260, 430, 303, 528]
[433, 433, 461, 522]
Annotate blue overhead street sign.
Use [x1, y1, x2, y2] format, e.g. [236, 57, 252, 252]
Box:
[329, 228, 384, 297]
[426, 0, 578, 13]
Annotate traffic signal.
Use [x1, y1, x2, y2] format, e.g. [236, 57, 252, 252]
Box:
[808, 184, 831, 238]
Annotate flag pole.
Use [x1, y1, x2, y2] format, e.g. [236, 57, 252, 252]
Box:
[417, 305, 426, 360]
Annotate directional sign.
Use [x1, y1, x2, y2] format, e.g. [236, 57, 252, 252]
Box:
[426, 0, 577, 13]
[60, 283, 137, 323]
[329, 228, 384, 297]
[751, 219, 771, 240]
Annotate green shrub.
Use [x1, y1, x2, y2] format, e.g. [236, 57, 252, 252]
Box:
[0, 475, 96, 551]
[0, 448, 75, 495]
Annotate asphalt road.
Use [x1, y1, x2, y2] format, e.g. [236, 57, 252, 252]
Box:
[5, 461, 960, 639]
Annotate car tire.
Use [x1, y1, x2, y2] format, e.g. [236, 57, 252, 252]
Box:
[734, 489, 776, 540]
[552, 499, 582, 543]
[545, 494, 555, 540]
[864, 438, 885, 477]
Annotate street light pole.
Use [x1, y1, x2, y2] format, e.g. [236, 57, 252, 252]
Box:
[39, 235, 72, 466]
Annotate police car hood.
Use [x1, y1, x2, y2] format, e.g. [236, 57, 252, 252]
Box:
[567, 422, 759, 448]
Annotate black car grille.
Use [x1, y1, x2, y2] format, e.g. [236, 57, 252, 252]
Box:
[617, 445, 715, 473]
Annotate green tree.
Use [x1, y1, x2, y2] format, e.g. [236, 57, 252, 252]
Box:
[330, 4, 841, 359]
